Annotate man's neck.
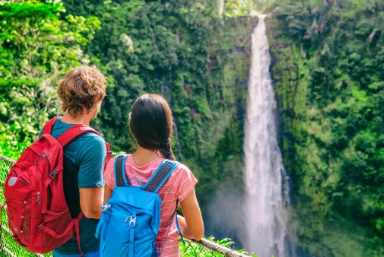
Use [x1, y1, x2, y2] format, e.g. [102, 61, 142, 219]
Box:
[61, 113, 92, 126]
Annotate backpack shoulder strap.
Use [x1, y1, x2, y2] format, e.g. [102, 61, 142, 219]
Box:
[42, 116, 59, 135]
[158, 199, 186, 256]
[144, 160, 179, 193]
[104, 142, 113, 171]
[57, 124, 100, 147]
[114, 154, 130, 187]
[54, 123, 111, 164]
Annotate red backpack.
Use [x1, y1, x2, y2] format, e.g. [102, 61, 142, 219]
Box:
[4, 117, 112, 254]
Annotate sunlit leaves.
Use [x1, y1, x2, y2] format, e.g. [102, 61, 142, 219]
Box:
[0, 0, 100, 151]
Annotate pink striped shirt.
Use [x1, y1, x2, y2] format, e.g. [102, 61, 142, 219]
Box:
[104, 155, 197, 257]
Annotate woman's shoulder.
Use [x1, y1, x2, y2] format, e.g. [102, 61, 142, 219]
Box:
[106, 156, 194, 176]
[170, 161, 190, 172]
[171, 162, 196, 180]
[169, 162, 197, 201]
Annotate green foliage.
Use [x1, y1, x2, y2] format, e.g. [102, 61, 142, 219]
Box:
[0, 0, 100, 153]
[268, 0, 384, 256]
[61, 0, 254, 209]
[0, 0, 255, 253]
[180, 237, 258, 257]
[5, 0, 384, 256]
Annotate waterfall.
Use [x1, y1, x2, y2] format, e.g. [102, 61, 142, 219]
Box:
[242, 15, 292, 257]
[217, 0, 224, 17]
[173, 121, 184, 163]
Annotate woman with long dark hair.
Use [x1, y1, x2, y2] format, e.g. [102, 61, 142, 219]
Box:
[103, 94, 204, 256]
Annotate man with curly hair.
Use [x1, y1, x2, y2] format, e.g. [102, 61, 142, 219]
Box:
[45, 66, 107, 257]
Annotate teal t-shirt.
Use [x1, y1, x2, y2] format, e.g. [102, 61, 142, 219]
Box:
[41, 118, 106, 254]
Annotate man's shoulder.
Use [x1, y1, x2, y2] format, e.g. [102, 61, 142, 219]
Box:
[76, 131, 106, 148]
[78, 131, 105, 140]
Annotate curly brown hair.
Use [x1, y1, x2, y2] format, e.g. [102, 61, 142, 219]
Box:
[57, 66, 106, 117]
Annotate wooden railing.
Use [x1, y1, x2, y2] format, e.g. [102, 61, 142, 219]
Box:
[0, 155, 251, 257]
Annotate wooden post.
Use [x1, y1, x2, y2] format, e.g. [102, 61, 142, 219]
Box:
[0, 155, 15, 165]
[185, 237, 251, 257]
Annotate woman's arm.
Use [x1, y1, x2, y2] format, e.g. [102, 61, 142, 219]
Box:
[178, 188, 204, 241]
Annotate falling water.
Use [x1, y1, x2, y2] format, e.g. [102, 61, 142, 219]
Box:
[242, 15, 292, 257]
[217, 0, 224, 17]
[173, 121, 184, 163]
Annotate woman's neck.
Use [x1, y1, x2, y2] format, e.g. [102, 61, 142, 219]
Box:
[132, 146, 163, 167]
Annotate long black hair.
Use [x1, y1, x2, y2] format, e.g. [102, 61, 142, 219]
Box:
[129, 94, 176, 160]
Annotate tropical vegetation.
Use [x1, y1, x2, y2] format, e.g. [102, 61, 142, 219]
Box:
[0, 0, 383, 256]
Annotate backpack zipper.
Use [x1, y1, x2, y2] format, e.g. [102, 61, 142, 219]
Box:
[19, 179, 29, 185]
[28, 147, 48, 164]
[125, 216, 137, 227]
[37, 192, 41, 205]
[28, 146, 42, 157]
[106, 212, 146, 230]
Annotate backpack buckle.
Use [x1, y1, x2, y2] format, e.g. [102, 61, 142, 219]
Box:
[125, 216, 136, 227]
[49, 170, 58, 178]
[101, 203, 111, 211]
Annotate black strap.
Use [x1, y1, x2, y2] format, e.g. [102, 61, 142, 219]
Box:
[144, 162, 176, 193]
[115, 155, 126, 187]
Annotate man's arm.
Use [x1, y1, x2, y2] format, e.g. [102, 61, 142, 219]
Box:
[80, 188, 103, 219]
[77, 135, 106, 219]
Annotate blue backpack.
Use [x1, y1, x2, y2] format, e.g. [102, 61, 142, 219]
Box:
[95, 154, 184, 257]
